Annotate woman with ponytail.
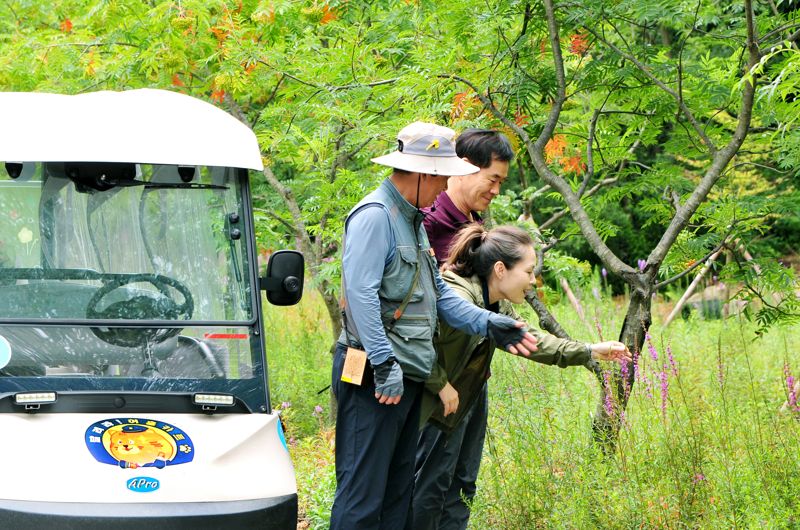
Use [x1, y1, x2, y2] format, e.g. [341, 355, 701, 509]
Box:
[411, 224, 630, 530]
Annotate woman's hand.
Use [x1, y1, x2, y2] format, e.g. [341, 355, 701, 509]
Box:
[590, 341, 632, 363]
[438, 382, 459, 417]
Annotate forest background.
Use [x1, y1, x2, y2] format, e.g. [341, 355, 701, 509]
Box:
[1, 0, 799, 527]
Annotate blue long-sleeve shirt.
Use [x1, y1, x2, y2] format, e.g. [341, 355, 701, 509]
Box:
[343, 203, 490, 367]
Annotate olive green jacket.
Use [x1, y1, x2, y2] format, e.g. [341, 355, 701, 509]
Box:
[421, 270, 592, 432]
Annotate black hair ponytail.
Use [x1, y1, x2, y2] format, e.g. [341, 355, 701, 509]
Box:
[443, 224, 534, 279]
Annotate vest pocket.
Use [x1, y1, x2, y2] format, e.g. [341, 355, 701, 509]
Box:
[385, 320, 434, 379]
[381, 246, 424, 302]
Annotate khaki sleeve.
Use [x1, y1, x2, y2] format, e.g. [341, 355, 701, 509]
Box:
[498, 301, 589, 367]
[523, 328, 591, 367]
[425, 362, 448, 394]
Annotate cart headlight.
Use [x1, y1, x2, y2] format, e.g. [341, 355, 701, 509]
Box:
[193, 393, 235, 410]
[14, 392, 57, 410]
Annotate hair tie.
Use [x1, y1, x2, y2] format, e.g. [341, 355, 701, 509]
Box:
[480, 231, 488, 242]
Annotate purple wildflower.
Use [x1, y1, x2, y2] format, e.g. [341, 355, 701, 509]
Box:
[717, 358, 725, 387]
[289, 436, 297, 447]
[643, 371, 654, 400]
[633, 349, 642, 383]
[659, 369, 669, 418]
[785, 363, 798, 411]
[602, 370, 614, 418]
[666, 343, 678, 378]
[312, 405, 324, 417]
[601, 267, 608, 280]
[645, 332, 659, 362]
[592, 286, 601, 301]
[619, 409, 628, 429]
[280, 401, 291, 410]
[638, 259, 647, 271]
[692, 473, 706, 485]
[620, 359, 631, 400]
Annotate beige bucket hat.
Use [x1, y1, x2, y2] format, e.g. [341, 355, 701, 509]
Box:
[371, 121, 479, 176]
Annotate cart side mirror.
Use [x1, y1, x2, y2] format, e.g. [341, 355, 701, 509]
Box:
[260, 250, 304, 306]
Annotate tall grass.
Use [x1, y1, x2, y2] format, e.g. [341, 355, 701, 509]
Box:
[263, 290, 800, 529]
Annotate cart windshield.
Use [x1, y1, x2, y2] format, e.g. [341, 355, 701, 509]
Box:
[1, 162, 252, 321]
[0, 163, 265, 412]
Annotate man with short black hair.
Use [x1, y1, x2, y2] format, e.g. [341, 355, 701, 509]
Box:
[423, 129, 513, 263]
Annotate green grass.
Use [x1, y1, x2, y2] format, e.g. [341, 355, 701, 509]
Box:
[264, 290, 800, 529]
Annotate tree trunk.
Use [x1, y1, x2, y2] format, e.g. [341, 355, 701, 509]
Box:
[591, 285, 652, 451]
[319, 285, 343, 341]
[315, 281, 341, 423]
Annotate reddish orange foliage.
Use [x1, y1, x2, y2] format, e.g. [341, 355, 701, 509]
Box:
[320, 4, 336, 24]
[560, 154, 586, 175]
[569, 32, 589, 56]
[514, 109, 530, 127]
[60, 18, 73, 33]
[450, 91, 478, 120]
[211, 26, 229, 44]
[172, 74, 185, 87]
[544, 134, 567, 162]
[211, 89, 226, 103]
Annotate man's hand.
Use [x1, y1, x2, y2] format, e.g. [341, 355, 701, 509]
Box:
[590, 341, 632, 363]
[438, 382, 459, 417]
[373, 358, 403, 404]
[487, 314, 538, 356]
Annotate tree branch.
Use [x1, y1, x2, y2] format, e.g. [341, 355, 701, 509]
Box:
[442, 2, 636, 282]
[654, 238, 731, 290]
[255, 208, 296, 232]
[261, 166, 317, 266]
[539, 177, 618, 230]
[584, 25, 718, 154]
[579, 108, 601, 197]
[35, 41, 141, 50]
[759, 22, 800, 44]
[256, 58, 398, 92]
[224, 93, 251, 127]
[511, 2, 533, 49]
[646, 0, 760, 268]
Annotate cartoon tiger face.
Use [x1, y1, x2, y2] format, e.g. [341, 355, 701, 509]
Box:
[108, 425, 175, 466]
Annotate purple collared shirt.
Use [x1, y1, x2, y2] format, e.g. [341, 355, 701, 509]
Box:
[423, 191, 483, 265]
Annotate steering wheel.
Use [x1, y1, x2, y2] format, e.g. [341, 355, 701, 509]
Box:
[87, 274, 194, 348]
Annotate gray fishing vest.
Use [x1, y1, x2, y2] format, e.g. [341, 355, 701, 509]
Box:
[339, 178, 440, 381]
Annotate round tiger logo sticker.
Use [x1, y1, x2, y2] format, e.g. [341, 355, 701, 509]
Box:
[85, 418, 194, 469]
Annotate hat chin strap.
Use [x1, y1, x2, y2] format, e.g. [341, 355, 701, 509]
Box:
[415, 173, 421, 210]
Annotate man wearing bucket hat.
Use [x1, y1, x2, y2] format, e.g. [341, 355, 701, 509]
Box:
[330, 121, 538, 530]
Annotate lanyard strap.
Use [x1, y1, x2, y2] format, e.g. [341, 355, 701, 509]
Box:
[384, 249, 421, 333]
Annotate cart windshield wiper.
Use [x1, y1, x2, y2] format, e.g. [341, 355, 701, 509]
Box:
[109, 180, 229, 190]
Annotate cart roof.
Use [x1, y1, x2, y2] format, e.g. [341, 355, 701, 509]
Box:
[0, 89, 263, 171]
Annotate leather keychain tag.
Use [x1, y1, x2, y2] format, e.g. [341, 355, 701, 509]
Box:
[341, 347, 367, 385]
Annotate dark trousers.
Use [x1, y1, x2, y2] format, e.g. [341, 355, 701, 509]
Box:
[330, 342, 423, 530]
[411, 383, 489, 530]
